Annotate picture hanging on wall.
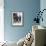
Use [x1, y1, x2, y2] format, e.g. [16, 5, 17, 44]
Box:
[12, 11, 24, 26]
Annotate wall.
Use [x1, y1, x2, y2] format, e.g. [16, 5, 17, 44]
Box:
[4, 0, 40, 42]
[0, 0, 4, 42]
[40, 0, 46, 45]
[40, 0, 46, 27]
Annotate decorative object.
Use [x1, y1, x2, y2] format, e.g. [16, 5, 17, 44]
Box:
[23, 32, 33, 46]
[17, 32, 34, 46]
[33, 9, 46, 24]
[12, 12, 24, 26]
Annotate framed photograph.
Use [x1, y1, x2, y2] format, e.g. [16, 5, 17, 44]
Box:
[12, 12, 24, 26]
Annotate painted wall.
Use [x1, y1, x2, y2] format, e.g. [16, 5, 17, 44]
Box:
[40, 0, 46, 45]
[40, 0, 46, 27]
[4, 0, 40, 42]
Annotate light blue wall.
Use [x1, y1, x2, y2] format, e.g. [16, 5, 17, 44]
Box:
[40, 0, 46, 27]
[4, 0, 40, 42]
[40, 0, 46, 44]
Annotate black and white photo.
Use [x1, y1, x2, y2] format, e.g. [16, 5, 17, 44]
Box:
[12, 12, 23, 26]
